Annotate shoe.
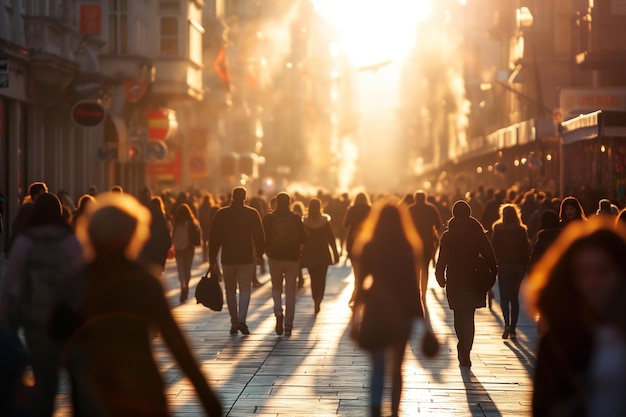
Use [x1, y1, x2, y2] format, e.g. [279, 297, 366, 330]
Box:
[275, 315, 284, 335]
[239, 323, 250, 335]
[284, 328, 292, 336]
[502, 326, 510, 339]
[230, 324, 239, 335]
[510, 328, 517, 340]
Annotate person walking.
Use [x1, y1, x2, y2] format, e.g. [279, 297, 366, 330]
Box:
[209, 187, 265, 335]
[65, 192, 222, 416]
[301, 199, 340, 314]
[263, 192, 307, 336]
[528, 218, 626, 417]
[5, 181, 48, 257]
[351, 201, 430, 417]
[198, 193, 219, 263]
[436, 200, 497, 367]
[559, 196, 587, 228]
[344, 192, 372, 306]
[490, 204, 529, 339]
[140, 196, 173, 275]
[0, 193, 85, 416]
[408, 190, 442, 306]
[172, 203, 201, 303]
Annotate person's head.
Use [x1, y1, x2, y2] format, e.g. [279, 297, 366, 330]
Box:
[539, 210, 559, 231]
[596, 198, 613, 216]
[148, 196, 167, 216]
[75, 192, 150, 260]
[291, 200, 305, 217]
[76, 194, 96, 213]
[559, 196, 585, 222]
[307, 198, 322, 219]
[111, 185, 123, 193]
[498, 204, 522, 226]
[528, 218, 626, 331]
[353, 192, 371, 207]
[137, 186, 152, 206]
[231, 186, 247, 204]
[87, 185, 98, 196]
[414, 190, 427, 205]
[275, 192, 291, 209]
[29, 193, 65, 227]
[28, 181, 48, 201]
[174, 203, 195, 225]
[452, 200, 471, 218]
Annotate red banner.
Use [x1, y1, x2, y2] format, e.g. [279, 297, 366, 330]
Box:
[80, 4, 102, 35]
[213, 46, 230, 90]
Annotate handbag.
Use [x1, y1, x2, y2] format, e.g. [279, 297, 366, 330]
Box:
[475, 255, 495, 293]
[195, 267, 223, 311]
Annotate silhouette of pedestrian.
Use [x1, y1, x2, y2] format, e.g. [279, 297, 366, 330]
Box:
[172, 203, 201, 303]
[344, 192, 372, 306]
[140, 196, 173, 274]
[436, 200, 497, 367]
[67, 192, 222, 416]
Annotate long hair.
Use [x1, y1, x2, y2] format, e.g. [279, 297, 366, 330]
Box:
[352, 192, 371, 207]
[352, 198, 422, 264]
[525, 217, 626, 333]
[173, 203, 195, 227]
[307, 198, 323, 220]
[492, 203, 525, 230]
[558, 196, 586, 223]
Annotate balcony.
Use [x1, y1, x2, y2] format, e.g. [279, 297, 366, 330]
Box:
[152, 57, 203, 101]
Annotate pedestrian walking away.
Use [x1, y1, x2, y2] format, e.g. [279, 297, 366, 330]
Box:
[436, 200, 497, 368]
[301, 198, 340, 315]
[209, 186, 266, 335]
[171, 203, 202, 303]
[263, 192, 307, 336]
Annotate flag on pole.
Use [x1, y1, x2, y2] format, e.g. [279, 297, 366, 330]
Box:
[213, 46, 230, 90]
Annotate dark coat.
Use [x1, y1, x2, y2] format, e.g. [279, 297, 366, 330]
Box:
[300, 216, 339, 267]
[343, 204, 371, 258]
[528, 227, 561, 271]
[435, 216, 497, 310]
[491, 223, 529, 265]
[140, 209, 172, 270]
[209, 202, 265, 265]
[356, 240, 422, 350]
[262, 208, 307, 262]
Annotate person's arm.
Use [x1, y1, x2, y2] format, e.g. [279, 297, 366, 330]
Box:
[251, 210, 266, 262]
[434, 235, 448, 287]
[479, 233, 498, 276]
[152, 282, 222, 416]
[325, 222, 339, 264]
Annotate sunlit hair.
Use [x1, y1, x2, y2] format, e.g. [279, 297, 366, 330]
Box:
[307, 198, 323, 220]
[558, 196, 587, 222]
[352, 192, 371, 207]
[76, 194, 96, 211]
[173, 203, 196, 226]
[291, 200, 305, 217]
[352, 198, 422, 263]
[492, 203, 525, 229]
[149, 196, 166, 216]
[75, 192, 150, 261]
[524, 217, 626, 327]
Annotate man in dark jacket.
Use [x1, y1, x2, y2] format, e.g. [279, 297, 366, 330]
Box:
[209, 187, 265, 335]
[408, 190, 442, 306]
[436, 200, 497, 367]
[263, 192, 307, 336]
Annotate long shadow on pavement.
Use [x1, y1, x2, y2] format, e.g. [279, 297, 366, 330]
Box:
[461, 368, 503, 417]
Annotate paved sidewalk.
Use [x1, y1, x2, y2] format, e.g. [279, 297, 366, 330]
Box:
[54, 251, 538, 416]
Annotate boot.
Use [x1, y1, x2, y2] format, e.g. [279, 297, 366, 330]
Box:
[502, 326, 510, 339]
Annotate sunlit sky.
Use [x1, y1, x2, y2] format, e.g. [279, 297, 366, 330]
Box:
[312, 0, 433, 67]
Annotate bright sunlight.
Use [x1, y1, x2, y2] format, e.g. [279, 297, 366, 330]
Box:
[312, 0, 432, 67]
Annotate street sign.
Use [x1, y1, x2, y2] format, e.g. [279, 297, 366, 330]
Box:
[72, 101, 105, 127]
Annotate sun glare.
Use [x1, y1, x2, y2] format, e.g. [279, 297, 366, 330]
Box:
[313, 0, 432, 66]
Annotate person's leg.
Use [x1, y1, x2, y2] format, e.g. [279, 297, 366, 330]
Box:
[349, 260, 361, 307]
[236, 263, 254, 329]
[175, 251, 187, 301]
[454, 308, 475, 366]
[510, 265, 526, 336]
[390, 341, 408, 417]
[221, 265, 239, 329]
[498, 272, 511, 337]
[369, 349, 385, 417]
[23, 331, 61, 416]
[183, 247, 195, 298]
[283, 261, 299, 334]
[268, 259, 285, 335]
[308, 265, 326, 314]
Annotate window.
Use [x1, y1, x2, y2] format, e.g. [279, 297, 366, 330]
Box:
[109, 0, 128, 54]
[160, 16, 178, 55]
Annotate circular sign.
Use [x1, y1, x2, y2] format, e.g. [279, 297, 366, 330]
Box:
[72, 101, 105, 127]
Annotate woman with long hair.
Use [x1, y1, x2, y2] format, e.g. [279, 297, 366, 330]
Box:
[527, 218, 626, 416]
[351, 201, 434, 417]
[490, 204, 529, 339]
[558, 196, 587, 227]
[301, 198, 340, 314]
[172, 203, 200, 303]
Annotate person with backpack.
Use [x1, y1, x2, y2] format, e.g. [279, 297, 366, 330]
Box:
[0, 193, 85, 416]
[263, 192, 307, 336]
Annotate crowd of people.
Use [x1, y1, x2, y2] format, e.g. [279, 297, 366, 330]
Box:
[1, 180, 626, 416]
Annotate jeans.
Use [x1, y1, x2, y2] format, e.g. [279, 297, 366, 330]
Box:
[268, 258, 300, 330]
[497, 262, 526, 330]
[222, 264, 254, 325]
[175, 247, 195, 296]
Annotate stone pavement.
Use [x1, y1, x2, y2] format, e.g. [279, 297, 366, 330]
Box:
[54, 251, 538, 416]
